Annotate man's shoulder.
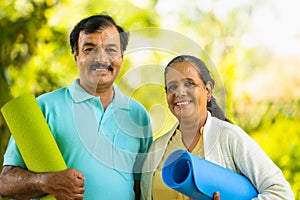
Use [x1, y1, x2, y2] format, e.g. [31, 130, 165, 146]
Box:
[116, 91, 151, 124]
[127, 96, 144, 107]
[127, 97, 149, 114]
[115, 87, 147, 111]
[37, 87, 69, 105]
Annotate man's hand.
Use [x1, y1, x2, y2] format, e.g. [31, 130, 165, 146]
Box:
[42, 168, 85, 200]
[0, 166, 85, 200]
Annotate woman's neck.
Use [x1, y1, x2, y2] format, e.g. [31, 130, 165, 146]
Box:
[179, 121, 200, 149]
[179, 112, 207, 151]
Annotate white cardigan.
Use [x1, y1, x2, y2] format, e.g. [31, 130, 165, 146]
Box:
[141, 112, 294, 200]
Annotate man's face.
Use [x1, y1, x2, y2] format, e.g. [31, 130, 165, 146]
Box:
[74, 26, 123, 94]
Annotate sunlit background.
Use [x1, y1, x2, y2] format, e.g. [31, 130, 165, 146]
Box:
[1, 0, 300, 199]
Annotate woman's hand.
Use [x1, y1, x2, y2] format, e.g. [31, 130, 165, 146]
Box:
[213, 191, 220, 200]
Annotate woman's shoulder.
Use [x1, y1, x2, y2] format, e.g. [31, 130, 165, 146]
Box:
[211, 117, 251, 142]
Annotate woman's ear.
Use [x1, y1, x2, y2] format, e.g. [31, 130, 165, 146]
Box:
[205, 81, 213, 96]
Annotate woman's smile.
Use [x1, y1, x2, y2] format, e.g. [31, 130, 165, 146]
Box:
[175, 100, 192, 107]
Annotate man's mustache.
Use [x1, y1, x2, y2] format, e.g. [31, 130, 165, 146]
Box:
[89, 63, 113, 71]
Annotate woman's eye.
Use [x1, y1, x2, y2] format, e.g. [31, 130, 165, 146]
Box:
[167, 85, 177, 92]
[184, 81, 194, 88]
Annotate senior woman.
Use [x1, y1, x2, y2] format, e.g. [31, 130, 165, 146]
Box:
[141, 55, 294, 200]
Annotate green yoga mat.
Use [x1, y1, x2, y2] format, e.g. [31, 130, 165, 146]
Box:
[1, 94, 67, 200]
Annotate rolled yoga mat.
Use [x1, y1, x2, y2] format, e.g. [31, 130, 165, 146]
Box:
[1, 94, 67, 200]
[162, 149, 258, 200]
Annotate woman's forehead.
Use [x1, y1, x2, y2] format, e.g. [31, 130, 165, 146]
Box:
[166, 61, 200, 80]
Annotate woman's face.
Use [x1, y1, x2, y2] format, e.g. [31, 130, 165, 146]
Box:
[165, 61, 210, 122]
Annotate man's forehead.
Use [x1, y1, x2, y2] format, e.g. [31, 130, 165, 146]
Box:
[78, 26, 120, 44]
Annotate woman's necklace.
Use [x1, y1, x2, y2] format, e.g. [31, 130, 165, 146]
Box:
[186, 126, 204, 152]
[187, 133, 200, 152]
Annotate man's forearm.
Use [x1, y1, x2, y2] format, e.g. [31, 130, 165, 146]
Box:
[0, 166, 47, 199]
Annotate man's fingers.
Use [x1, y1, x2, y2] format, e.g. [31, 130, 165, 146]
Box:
[72, 169, 85, 180]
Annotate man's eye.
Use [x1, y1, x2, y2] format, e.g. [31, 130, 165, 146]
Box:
[106, 48, 118, 54]
[84, 48, 93, 52]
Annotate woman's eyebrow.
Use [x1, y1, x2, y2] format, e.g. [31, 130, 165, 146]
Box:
[180, 78, 194, 82]
[166, 80, 177, 86]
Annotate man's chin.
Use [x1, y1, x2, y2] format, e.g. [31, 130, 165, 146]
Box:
[96, 78, 114, 87]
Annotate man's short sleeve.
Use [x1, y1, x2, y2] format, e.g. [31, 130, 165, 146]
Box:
[3, 136, 26, 168]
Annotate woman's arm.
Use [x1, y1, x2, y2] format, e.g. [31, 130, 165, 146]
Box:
[229, 126, 294, 200]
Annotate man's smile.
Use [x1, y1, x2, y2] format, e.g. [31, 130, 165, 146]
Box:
[89, 63, 114, 71]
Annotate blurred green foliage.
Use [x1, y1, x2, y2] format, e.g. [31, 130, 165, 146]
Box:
[0, 0, 299, 199]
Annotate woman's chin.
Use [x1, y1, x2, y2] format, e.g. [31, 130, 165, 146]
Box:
[174, 111, 195, 121]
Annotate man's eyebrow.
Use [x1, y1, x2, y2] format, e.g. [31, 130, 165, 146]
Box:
[82, 42, 96, 47]
[82, 43, 118, 48]
[105, 43, 118, 47]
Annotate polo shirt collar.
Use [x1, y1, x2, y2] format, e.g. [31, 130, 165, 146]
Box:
[67, 79, 129, 109]
[67, 79, 94, 103]
[112, 84, 130, 110]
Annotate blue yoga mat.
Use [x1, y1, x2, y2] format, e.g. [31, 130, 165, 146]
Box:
[162, 149, 258, 200]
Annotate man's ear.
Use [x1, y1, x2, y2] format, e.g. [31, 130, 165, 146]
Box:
[118, 54, 124, 65]
[74, 54, 77, 62]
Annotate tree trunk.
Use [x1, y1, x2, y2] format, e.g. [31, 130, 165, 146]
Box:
[0, 68, 12, 172]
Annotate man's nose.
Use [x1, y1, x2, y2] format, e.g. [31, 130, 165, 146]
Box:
[94, 48, 109, 64]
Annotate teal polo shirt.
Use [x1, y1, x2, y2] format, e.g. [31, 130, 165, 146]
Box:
[3, 79, 153, 200]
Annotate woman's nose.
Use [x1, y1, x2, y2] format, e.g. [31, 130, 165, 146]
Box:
[175, 85, 187, 97]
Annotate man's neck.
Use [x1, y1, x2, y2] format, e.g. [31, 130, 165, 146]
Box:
[78, 79, 114, 111]
[95, 86, 114, 111]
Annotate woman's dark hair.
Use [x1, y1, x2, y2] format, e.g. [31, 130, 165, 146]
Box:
[69, 14, 129, 55]
[165, 55, 231, 122]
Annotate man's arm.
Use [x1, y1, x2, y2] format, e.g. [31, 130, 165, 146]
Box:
[0, 165, 85, 200]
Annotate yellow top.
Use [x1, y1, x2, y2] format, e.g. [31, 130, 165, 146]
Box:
[152, 127, 204, 200]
